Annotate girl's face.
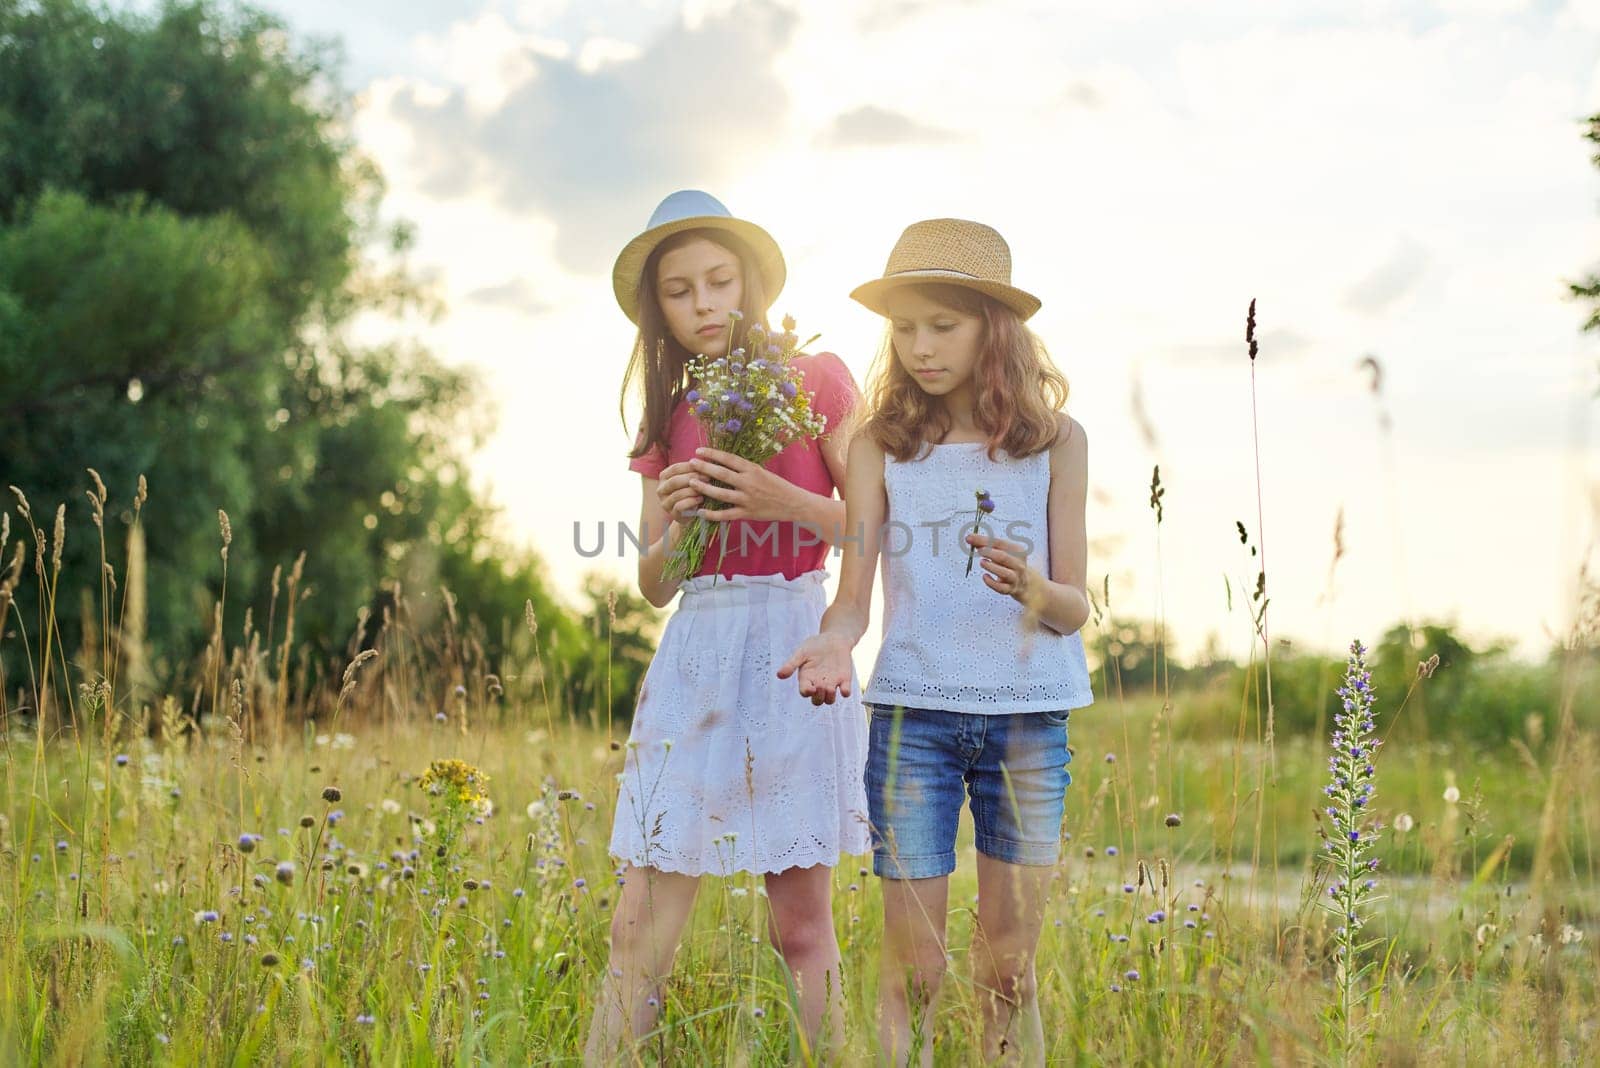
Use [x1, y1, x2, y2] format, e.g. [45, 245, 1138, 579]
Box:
[885, 287, 984, 398]
[654, 236, 745, 359]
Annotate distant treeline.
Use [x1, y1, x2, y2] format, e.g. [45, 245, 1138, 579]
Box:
[1087, 617, 1594, 746]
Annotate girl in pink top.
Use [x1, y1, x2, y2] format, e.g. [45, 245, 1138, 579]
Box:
[628, 350, 856, 578]
[586, 191, 870, 1064]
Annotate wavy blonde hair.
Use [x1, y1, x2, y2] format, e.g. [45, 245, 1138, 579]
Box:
[862, 282, 1068, 463]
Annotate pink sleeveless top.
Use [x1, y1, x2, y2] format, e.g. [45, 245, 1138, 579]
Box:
[628, 351, 857, 580]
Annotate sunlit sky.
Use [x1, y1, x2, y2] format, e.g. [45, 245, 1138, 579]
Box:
[133, 0, 1600, 664]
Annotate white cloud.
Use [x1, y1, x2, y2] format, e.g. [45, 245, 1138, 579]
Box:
[1344, 240, 1431, 316]
[515, 0, 572, 23]
[576, 36, 643, 71]
[818, 105, 958, 148]
[464, 277, 554, 314]
[1560, 0, 1600, 30]
[384, 0, 797, 273]
[1435, 0, 1531, 14]
[411, 11, 555, 115]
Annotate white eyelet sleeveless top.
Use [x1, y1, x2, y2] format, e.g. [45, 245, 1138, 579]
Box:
[864, 441, 1094, 715]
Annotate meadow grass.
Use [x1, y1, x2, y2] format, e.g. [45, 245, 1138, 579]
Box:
[1, 682, 1596, 1065]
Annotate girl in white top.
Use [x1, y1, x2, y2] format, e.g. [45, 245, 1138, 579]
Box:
[781, 218, 1093, 1067]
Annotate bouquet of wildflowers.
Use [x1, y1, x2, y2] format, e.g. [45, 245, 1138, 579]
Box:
[661, 312, 829, 584]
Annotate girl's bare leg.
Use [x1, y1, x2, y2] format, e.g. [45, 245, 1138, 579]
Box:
[878, 875, 950, 1068]
[584, 864, 700, 1065]
[971, 853, 1052, 1066]
[764, 863, 847, 1059]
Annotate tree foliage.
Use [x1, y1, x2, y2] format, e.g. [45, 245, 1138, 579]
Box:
[0, 0, 655, 714]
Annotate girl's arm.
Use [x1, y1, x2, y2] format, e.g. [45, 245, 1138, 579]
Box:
[635, 461, 706, 609]
[969, 416, 1091, 635]
[1030, 416, 1092, 634]
[776, 432, 887, 704]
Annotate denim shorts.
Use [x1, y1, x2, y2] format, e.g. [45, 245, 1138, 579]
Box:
[864, 704, 1072, 880]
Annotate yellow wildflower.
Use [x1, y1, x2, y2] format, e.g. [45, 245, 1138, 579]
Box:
[419, 759, 491, 806]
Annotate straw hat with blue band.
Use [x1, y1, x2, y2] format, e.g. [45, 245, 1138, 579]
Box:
[850, 218, 1041, 321]
[612, 190, 787, 324]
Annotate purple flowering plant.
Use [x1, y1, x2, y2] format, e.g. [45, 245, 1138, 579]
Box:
[662, 312, 828, 584]
[1321, 639, 1387, 1043]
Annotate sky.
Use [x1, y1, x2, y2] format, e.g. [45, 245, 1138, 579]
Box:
[128, 0, 1600, 666]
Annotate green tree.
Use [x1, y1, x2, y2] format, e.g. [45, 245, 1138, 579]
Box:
[0, 1, 630, 710]
[1369, 621, 1486, 740]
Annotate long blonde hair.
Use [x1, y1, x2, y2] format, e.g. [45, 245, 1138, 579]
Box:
[862, 282, 1068, 463]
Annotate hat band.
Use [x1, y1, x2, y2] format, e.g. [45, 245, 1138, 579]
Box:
[884, 267, 997, 282]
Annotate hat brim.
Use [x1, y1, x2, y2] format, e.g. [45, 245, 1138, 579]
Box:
[850, 270, 1041, 321]
[613, 216, 786, 325]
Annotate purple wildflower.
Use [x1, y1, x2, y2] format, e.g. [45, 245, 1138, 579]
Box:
[1323, 639, 1383, 1019]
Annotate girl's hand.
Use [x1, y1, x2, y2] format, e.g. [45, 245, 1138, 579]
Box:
[966, 532, 1040, 605]
[776, 633, 855, 706]
[688, 447, 800, 523]
[655, 460, 704, 523]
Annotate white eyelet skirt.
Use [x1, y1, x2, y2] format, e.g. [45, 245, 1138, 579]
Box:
[608, 569, 871, 876]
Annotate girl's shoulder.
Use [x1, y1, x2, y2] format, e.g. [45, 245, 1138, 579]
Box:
[792, 349, 853, 383]
[792, 350, 860, 431]
[845, 422, 887, 467]
[1049, 412, 1088, 473]
[627, 396, 703, 477]
[1053, 412, 1087, 448]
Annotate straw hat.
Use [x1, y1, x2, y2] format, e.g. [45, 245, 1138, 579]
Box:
[851, 218, 1040, 321]
[612, 190, 786, 324]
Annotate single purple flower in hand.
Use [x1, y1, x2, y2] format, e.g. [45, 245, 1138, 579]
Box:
[966, 489, 996, 576]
